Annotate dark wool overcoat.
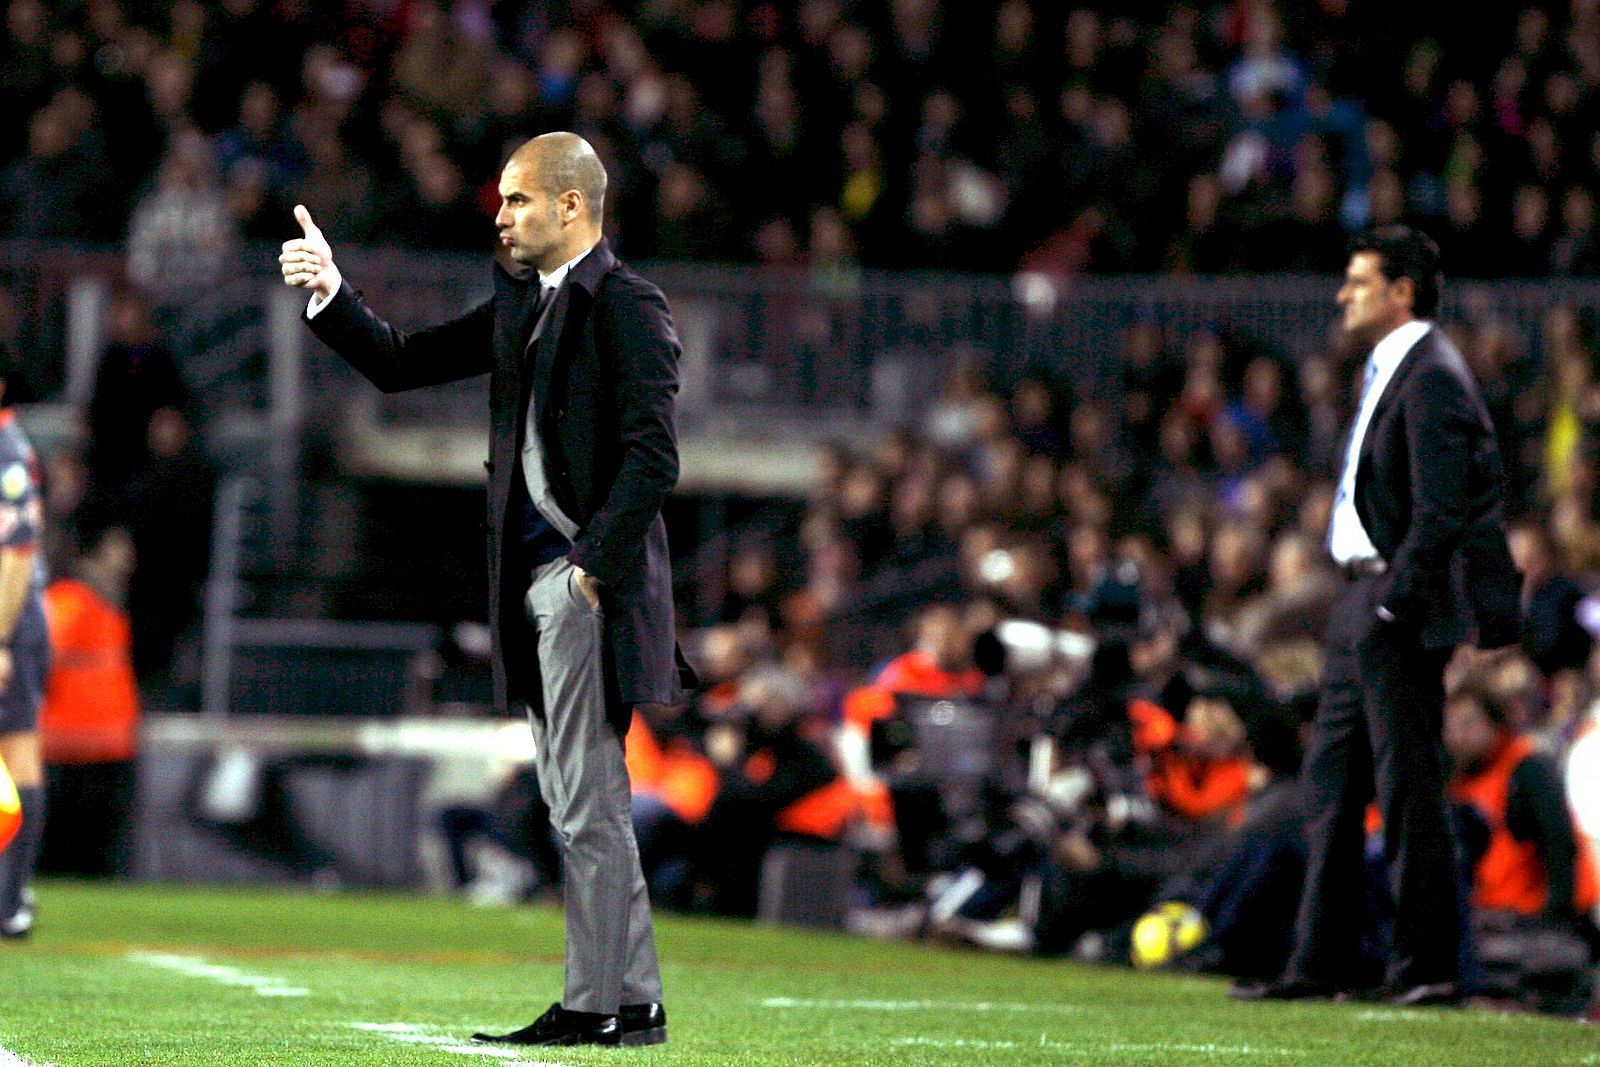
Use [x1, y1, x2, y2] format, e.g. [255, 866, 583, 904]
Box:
[306, 238, 696, 725]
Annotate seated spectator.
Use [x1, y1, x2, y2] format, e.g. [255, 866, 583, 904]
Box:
[1509, 520, 1593, 679]
[840, 603, 986, 861]
[625, 704, 718, 907]
[1, 100, 107, 239]
[436, 760, 559, 905]
[1445, 683, 1598, 924]
[689, 667, 846, 916]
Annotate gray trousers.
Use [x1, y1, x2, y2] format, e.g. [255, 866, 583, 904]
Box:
[523, 557, 663, 1014]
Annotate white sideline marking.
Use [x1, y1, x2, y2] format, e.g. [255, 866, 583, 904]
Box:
[125, 952, 309, 997]
[892, 1036, 1304, 1057]
[761, 996, 1084, 1013]
[0, 1046, 52, 1067]
[350, 1023, 566, 1067]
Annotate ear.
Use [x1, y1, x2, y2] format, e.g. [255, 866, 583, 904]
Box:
[1391, 274, 1417, 312]
[560, 189, 584, 223]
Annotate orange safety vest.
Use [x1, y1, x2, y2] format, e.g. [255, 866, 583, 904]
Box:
[1129, 699, 1251, 824]
[625, 713, 719, 825]
[840, 650, 986, 830]
[742, 745, 857, 841]
[38, 579, 140, 765]
[1452, 734, 1600, 916]
[841, 650, 985, 733]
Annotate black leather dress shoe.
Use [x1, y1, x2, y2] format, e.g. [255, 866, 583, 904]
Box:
[621, 1002, 668, 1046]
[1227, 978, 1341, 1002]
[471, 1003, 621, 1046]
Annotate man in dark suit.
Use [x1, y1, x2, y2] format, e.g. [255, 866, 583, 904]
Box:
[1231, 226, 1520, 1005]
[280, 132, 692, 1047]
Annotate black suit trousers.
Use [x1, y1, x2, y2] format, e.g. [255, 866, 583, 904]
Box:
[1286, 573, 1462, 989]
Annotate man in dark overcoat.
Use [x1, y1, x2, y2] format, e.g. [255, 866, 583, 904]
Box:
[281, 132, 692, 1048]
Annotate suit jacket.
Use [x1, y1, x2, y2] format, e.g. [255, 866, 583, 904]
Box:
[1352, 325, 1521, 650]
[305, 238, 697, 720]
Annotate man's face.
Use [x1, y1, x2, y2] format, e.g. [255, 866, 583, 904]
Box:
[495, 159, 563, 269]
[1336, 250, 1412, 343]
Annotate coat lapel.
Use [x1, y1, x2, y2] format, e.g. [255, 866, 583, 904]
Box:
[1358, 326, 1434, 472]
[530, 238, 619, 420]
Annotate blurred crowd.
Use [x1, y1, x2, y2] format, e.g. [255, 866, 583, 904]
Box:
[7, 1, 1600, 276]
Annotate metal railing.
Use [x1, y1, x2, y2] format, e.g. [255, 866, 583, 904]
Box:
[12, 240, 1592, 436]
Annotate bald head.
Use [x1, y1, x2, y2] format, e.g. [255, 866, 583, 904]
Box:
[509, 132, 607, 222]
[496, 132, 608, 271]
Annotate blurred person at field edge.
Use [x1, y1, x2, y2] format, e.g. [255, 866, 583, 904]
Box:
[0, 356, 52, 941]
[1508, 521, 1593, 680]
[1231, 227, 1521, 1007]
[38, 526, 139, 877]
[1445, 683, 1597, 930]
[839, 603, 986, 867]
[686, 668, 850, 916]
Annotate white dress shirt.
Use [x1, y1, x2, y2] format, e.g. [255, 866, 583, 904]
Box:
[1327, 318, 1432, 565]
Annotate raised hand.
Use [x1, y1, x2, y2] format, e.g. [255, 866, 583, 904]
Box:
[279, 204, 341, 299]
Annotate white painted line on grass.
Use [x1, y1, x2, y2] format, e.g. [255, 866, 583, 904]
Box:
[891, 1036, 1305, 1057]
[350, 1022, 568, 1067]
[761, 996, 1084, 1013]
[125, 952, 310, 997]
[0, 1046, 52, 1067]
[1105, 1042, 1307, 1058]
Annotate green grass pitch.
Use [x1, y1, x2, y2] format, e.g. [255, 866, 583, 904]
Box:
[0, 881, 1593, 1066]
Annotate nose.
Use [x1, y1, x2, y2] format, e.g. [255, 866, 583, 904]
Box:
[495, 204, 511, 228]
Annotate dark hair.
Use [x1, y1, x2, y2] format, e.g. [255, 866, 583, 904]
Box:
[1349, 225, 1444, 317]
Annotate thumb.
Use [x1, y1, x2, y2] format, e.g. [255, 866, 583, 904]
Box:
[294, 204, 321, 240]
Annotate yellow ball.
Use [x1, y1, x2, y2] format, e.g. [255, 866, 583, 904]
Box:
[1130, 901, 1209, 968]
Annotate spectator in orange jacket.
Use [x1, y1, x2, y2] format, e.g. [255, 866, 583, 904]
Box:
[38, 526, 139, 876]
[1134, 692, 1260, 828]
[1445, 683, 1598, 922]
[691, 667, 845, 916]
[839, 603, 986, 835]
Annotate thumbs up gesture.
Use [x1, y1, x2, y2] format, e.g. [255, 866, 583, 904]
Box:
[279, 204, 341, 299]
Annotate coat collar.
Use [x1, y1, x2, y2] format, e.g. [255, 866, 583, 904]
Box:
[492, 236, 617, 295]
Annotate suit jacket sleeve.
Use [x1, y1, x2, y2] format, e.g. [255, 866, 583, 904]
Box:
[1377, 363, 1479, 621]
[569, 272, 681, 586]
[304, 280, 495, 393]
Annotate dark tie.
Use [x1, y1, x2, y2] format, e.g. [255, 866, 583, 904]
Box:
[524, 283, 557, 358]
